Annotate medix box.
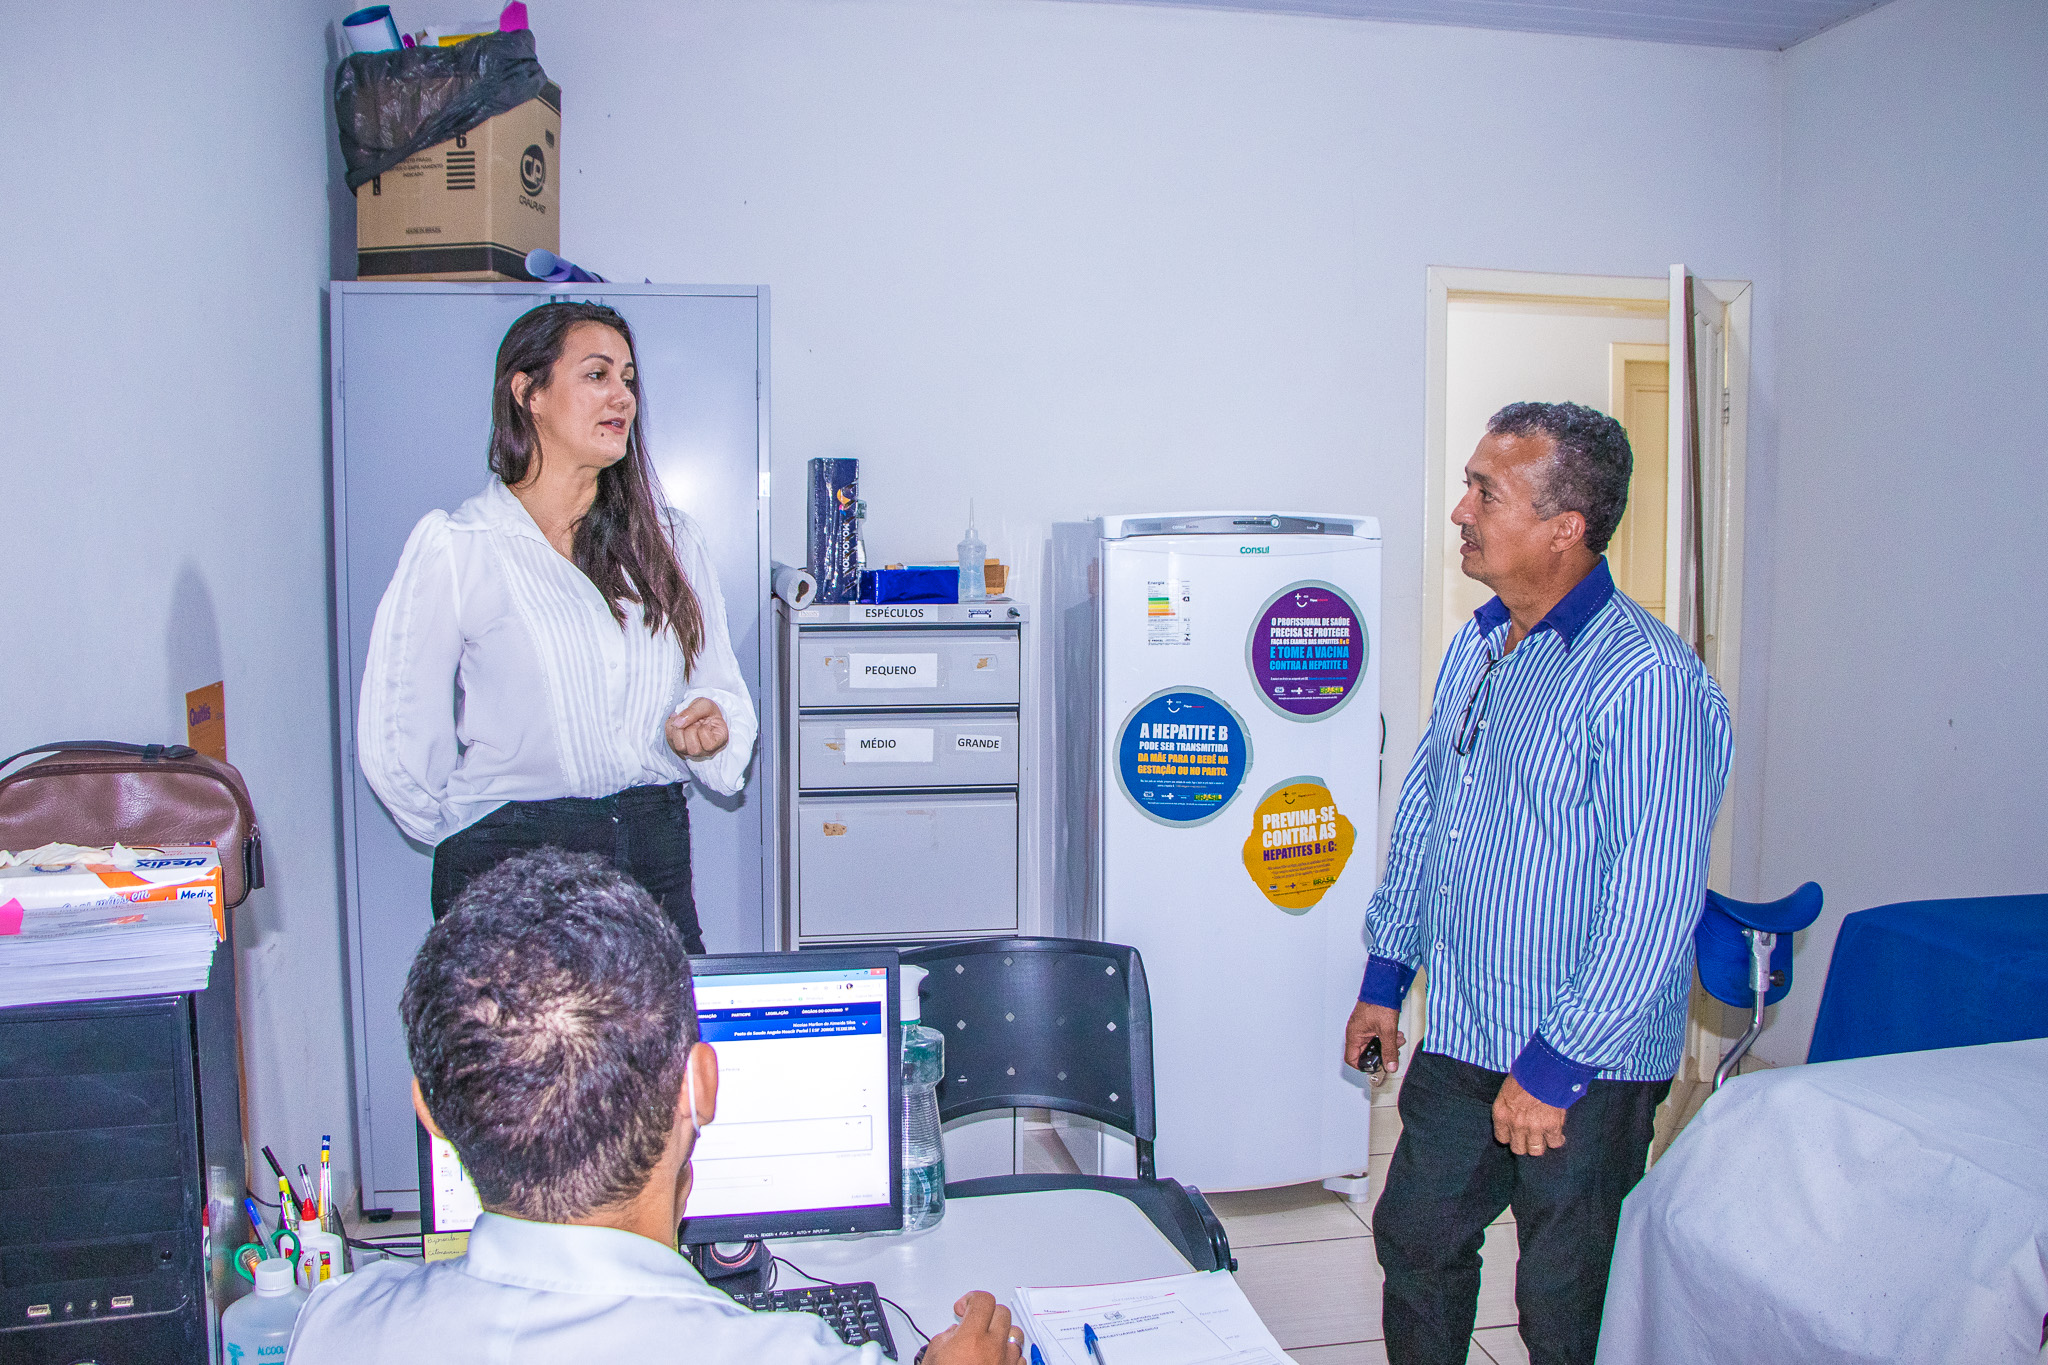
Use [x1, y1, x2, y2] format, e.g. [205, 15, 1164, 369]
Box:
[355, 83, 561, 281]
[0, 845, 224, 939]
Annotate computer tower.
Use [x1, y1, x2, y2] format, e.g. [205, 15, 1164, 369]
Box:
[0, 995, 209, 1364]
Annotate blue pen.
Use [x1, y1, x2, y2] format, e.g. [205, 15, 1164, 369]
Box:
[1083, 1323, 1109, 1363]
[1030, 1346, 1045, 1365]
[242, 1196, 269, 1259]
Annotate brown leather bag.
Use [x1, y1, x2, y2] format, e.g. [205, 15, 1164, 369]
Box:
[0, 741, 265, 908]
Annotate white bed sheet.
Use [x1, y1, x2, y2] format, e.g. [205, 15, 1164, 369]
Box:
[1599, 1038, 2048, 1364]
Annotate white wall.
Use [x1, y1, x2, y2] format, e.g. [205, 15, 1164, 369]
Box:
[523, 0, 1781, 889]
[0, 3, 351, 1198]
[1750, 0, 2048, 1062]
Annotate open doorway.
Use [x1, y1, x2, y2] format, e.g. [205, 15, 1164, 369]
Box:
[1420, 265, 1757, 1121]
[1423, 267, 1752, 876]
[1438, 292, 1673, 648]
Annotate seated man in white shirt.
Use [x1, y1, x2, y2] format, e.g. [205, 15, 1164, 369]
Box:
[288, 848, 1022, 1365]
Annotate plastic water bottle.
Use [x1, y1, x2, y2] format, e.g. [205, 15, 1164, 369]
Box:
[957, 503, 987, 603]
[899, 964, 946, 1231]
[220, 1257, 307, 1365]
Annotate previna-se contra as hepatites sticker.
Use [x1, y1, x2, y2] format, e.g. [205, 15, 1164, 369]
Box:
[1241, 779, 1356, 913]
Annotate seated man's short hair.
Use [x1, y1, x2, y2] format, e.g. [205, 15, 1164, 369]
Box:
[400, 847, 698, 1222]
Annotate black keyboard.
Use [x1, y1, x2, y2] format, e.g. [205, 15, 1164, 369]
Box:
[726, 1280, 899, 1358]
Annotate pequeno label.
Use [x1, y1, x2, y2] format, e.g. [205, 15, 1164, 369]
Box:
[847, 653, 939, 689]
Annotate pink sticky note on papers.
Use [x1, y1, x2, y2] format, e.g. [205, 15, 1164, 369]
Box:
[0, 899, 22, 935]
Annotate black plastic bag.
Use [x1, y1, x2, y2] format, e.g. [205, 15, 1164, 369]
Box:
[334, 29, 549, 192]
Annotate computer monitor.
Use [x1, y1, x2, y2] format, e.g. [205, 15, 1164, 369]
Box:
[416, 1125, 485, 1260]
[414, 947, 903, 1253]
[679, 950, 902, 1243]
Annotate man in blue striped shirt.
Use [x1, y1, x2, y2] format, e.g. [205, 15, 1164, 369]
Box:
[1345, 402, 1731, 1365]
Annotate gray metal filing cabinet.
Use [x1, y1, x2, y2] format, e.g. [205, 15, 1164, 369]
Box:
[776, 602, 1027, 948]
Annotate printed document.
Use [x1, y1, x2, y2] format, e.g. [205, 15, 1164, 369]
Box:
[1016, 1271, 1290, 1365]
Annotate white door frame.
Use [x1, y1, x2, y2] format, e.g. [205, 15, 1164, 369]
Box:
[1422, 265, 1753, 890]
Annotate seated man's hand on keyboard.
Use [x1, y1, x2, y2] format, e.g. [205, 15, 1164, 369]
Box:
[923, 1291, 1024, 1365]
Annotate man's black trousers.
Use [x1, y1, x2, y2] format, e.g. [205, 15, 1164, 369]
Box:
[1372, 1050, 1668, 1365]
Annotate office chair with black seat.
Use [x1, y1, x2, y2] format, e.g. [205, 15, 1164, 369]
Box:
[900, 936, 1236, 1273]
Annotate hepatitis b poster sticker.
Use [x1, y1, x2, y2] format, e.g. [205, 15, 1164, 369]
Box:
[1241, 777, 1356, 912]
[1115, 687, 1252, 828]
[1246, 580, 1369, 721]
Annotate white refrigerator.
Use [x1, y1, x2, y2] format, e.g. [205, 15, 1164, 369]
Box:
[1053, 512, 1382, 1191]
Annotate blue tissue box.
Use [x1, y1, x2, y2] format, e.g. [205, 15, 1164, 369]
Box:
[860, 568, 959, 604]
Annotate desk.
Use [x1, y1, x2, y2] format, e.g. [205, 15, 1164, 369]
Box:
[1807, 893, 2048, 1063]
[1598, 1039, 2048, 1365]
[777, 1189, 1200, 1347]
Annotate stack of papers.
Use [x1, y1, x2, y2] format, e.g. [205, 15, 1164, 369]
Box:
[1017, 1271, 1293, 1365]
[0, 843, 222, 1007]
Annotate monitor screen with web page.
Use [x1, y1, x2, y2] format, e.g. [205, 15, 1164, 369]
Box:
[415, 949, 902, 1258]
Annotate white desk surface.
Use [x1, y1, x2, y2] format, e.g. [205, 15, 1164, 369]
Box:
[1599, 1038, 2048, 1365]
[774, 1188, 1201, 1347]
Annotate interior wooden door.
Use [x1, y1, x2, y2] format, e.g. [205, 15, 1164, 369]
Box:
[1607, 343, 1671, 621]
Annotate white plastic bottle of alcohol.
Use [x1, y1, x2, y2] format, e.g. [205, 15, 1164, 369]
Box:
[220, 1257, 307, 1365]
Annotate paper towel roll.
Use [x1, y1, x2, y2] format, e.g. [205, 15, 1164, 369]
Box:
[342, 5, 401, 52]
[772, 564, 818, 609]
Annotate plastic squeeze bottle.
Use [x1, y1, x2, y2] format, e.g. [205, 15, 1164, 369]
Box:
[899, 964, 947, 1231]
[957, 503, 987, 602]
[220, 1256, 308, 1364]
[296, 1224, 346, 1290]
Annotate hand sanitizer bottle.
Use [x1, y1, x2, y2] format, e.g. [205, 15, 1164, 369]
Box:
[957, 503, 987, 602]
[899, 964, 946, 1231]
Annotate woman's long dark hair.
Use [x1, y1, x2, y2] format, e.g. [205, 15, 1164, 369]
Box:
[488, 302, 704, 672]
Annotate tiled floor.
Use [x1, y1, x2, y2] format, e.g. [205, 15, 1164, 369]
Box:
[1208, 1105, 1528, 1365]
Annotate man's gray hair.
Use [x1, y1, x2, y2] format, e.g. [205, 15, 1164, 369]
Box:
[1487, 401, 1634, 555]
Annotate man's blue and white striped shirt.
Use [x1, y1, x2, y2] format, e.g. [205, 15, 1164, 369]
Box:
[1362, 559, 1732, 1107]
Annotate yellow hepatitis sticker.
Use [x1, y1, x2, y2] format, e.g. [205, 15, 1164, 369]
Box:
[1242, 778, 1355, 914]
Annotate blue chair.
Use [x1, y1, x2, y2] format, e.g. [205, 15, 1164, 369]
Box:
[1694, 883, 1824, 1089]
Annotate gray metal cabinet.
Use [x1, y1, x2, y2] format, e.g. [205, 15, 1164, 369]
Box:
[776, 603, 1025, 947]
[329, 282, 770, 1215]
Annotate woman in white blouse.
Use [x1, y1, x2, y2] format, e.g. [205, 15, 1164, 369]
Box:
[358, 301, 756, 952]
